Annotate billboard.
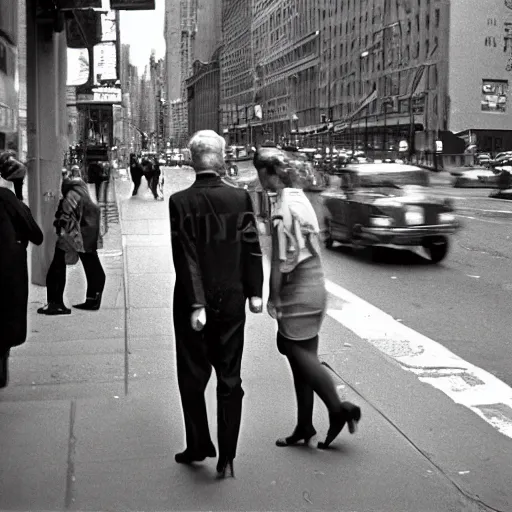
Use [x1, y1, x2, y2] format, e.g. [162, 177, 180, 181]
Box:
[94, 42, 117, 82]
[109, 0, 155, 9]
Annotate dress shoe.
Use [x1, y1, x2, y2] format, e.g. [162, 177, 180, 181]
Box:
[216, 457, 235, 478]
[318, 402, 361, 449]
[276, 426, 316, 447]
[73, 293, 102, 311]
[175, 447, 216, 464]
[37, 303, 71, 315]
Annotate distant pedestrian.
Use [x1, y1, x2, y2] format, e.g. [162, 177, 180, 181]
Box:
[169, 130, 264, 478]
[0, 152, 43, 388]
[141, 157, 163, 200]
[129, 153, 143, 196]
[253, 147, 361, 450]
[37, 172, 105, 315]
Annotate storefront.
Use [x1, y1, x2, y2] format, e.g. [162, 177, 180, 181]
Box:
[0, 0, 18, 152]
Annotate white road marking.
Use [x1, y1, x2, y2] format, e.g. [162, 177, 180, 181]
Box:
[261, 255, 512, 437]
[324, 279, 512, 439]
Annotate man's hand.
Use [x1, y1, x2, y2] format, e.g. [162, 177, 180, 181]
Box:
[190, 307, 206, 331]
[249, 296, 263, 313]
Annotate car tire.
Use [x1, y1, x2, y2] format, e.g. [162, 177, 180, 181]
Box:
[424, 236, 449, 263]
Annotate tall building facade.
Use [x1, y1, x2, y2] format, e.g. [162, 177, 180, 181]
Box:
[310, 0, 450, 155]
[251, 0, 320, 145]
[165, 0, 221, 146]
[448, 0, 512, 153]
[219, 0, 253, 145]
[186, 50, 221, 135]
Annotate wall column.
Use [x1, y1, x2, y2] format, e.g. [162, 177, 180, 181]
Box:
[26, 0, 68, 285]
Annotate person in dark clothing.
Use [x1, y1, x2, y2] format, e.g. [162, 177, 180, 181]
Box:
[87, 161, 110, 203]
[129, 153, 144, 196]
[0, 150, 25, 201]
[37, 174, 105, 315]
[141, 157, 163, 200]
[169, 130, 264, 479]
[0, 152, 44, 388]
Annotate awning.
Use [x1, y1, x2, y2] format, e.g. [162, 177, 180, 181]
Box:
[349, 89, 378, 120]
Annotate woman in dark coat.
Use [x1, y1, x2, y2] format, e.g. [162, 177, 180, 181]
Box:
[37, 174, 105, 315]
[253, 147, 361, 450]
[0, 152, 44, 388]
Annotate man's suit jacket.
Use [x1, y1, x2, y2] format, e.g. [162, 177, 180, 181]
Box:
[169, 172, 263, 318]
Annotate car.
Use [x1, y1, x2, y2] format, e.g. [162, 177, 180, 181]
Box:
[452, 167, 501, 188]
[321, 163, 461, 263]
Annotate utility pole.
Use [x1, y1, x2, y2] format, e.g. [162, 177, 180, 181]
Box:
[26, 0, 68, 285]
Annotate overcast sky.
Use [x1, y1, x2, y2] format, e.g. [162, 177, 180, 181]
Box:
[118, 0, 166, 70]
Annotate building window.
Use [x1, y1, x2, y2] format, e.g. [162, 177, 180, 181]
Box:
[481, 79, 508, 112]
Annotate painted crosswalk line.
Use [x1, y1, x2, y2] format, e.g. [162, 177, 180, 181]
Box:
[324, 278, 512, 439]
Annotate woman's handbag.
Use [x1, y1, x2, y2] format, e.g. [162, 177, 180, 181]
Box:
[56, 233, 80, 265]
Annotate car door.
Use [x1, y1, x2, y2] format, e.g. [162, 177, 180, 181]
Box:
[326, 171, 352, 241]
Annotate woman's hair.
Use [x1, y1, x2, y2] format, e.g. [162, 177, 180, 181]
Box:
[253, 147, 301, 188]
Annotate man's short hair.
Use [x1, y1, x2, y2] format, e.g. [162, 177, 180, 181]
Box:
[189, 130, 226, 172]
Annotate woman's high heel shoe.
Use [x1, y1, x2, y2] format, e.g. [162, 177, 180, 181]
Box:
[276, 426, 317, 447]
[318, 402, 361, 450]
[216, 458, 235, 479]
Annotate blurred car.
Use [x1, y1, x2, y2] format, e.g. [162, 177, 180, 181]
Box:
[452, 167, 501, 188]
[475, 153, 491, 167]
[321, 163, 461, 263]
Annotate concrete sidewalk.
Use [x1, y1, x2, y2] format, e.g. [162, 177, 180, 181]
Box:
[1, 170, 511, 511]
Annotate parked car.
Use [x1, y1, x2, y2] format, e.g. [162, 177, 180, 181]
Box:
[321, 163, 461, 263]
[452, 167, 501, 188]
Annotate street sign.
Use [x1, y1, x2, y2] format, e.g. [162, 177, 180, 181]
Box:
[76, 87, 122, 103]
[109, 0, 155, 10]
[436, 140, 443, 153]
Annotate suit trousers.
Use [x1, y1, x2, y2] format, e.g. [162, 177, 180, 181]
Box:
[174, 306, 246, 459]
[46, 246, 106, 304]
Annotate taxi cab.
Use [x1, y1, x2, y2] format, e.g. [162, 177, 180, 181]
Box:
[321, 163, 461, 263]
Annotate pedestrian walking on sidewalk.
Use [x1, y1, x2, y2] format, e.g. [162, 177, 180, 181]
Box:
[169, 130, 264, 478]
[129, 153, 143, 196]
[141, 156, 163, 200]
[37, 172, 105, 315]
[0, 152, 43, 388]
[253, 147, 361, 450]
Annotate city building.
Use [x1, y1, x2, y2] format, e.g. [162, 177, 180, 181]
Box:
[165, 0, 221, 146]
[250, 0, 320, 146]
[448, 0, 512, 153]
[0, 0, 19, 153]
[185, 0, 222, 137]
[219, 0, 253, 145]
[186, 49, 221, 135]
[316, 0, 450, 157]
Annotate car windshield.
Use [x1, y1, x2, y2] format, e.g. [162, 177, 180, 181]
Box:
[356, 169, 429, 188]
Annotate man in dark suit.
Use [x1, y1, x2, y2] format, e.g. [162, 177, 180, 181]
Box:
[169, 130, 264, 479]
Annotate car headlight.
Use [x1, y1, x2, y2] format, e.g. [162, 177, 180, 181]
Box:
[438, 212, 455, 223]
[404, 206, 424, 225]
[369, 216, 394, 227]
